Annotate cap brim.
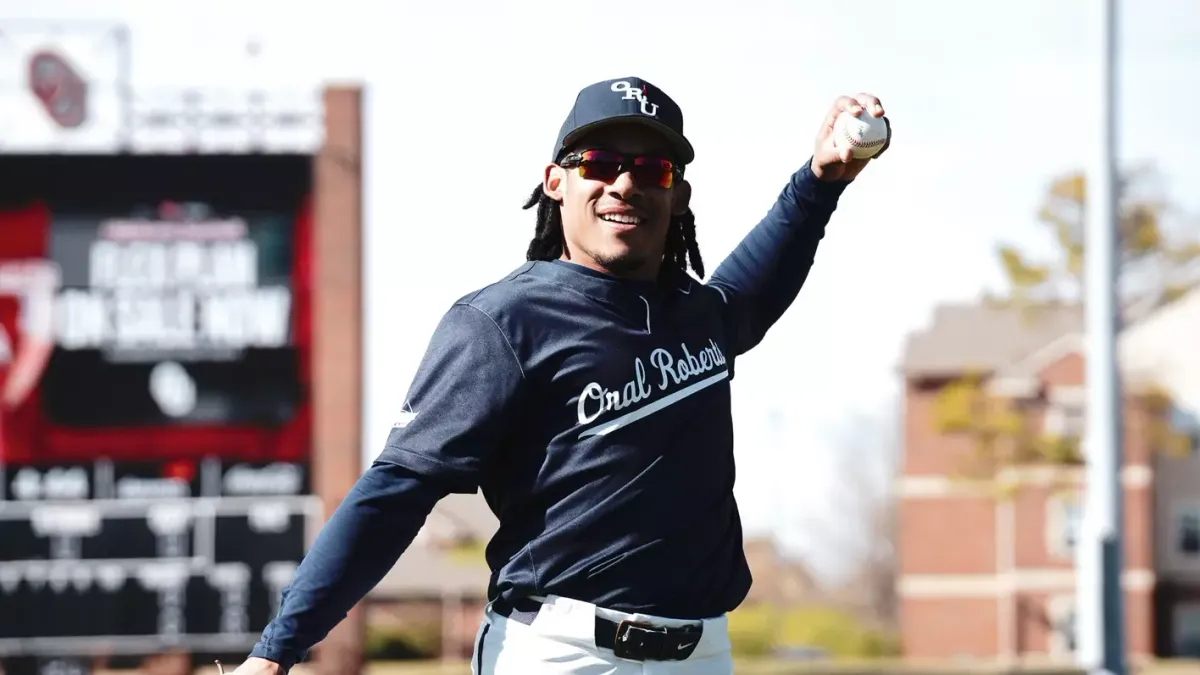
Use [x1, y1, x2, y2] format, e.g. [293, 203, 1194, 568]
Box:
[560, 115, 695, 165]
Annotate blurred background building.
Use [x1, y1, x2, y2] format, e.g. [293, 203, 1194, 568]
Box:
[898, 292, 1200, 662]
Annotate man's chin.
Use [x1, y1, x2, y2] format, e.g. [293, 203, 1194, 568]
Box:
[592, 250, 652, 277]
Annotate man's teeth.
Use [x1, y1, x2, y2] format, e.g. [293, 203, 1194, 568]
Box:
[600, 214, 642, 225]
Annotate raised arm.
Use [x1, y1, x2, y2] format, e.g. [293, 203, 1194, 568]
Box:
[706, 93, 891, 356]
[239, 302, 527, 673]
[706, 159, 847, 356]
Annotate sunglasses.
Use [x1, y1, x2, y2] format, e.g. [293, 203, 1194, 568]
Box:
[559, 150, 682, 189]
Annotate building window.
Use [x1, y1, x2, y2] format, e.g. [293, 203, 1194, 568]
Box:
[1062, 502, 1081, 553]
[1045, 402, 1086, 439]
[1175, 603, 1200, 657]
[1047, 595, 1076, 657]
[1044, 386, 1086, 442]
[1047, 494, 1082, 560]
[1061, 403, 1086, 438]
[1178, 508, 1200, 558]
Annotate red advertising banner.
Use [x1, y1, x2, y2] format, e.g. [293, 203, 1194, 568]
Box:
[0, 154, 313, 466]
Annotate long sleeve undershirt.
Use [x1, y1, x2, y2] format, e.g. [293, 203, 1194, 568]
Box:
[248, 461, 446, 672]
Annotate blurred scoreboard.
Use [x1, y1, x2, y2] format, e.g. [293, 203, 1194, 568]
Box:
[0, 458, 319, 657]
[0, 152, 319, 670]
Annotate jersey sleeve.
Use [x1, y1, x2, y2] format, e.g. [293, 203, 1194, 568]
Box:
[376, 302, 526, 493]
[706, 159, 848, 356]
[249, 461, 445, 671]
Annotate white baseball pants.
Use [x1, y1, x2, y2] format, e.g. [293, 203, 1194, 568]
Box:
[470, 595, 734, 675]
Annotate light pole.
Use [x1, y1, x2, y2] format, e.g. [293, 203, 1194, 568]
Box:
[1076, 0, 1126, 673]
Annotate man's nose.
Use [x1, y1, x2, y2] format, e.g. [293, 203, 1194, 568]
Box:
[607, 170, 643, 200]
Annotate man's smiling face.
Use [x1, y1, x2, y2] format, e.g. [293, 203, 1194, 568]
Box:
[543, 124, 691, 280]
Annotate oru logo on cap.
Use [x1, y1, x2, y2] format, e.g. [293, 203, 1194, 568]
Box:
[611, 81, 658, 117]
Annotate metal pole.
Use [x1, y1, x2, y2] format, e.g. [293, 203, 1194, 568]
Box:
[1078, 0, 1125, 672]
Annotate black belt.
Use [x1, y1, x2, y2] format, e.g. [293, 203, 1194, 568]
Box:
[492, 597, 703, 662]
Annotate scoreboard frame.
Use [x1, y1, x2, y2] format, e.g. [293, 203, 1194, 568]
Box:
[0, 80, 365, 675]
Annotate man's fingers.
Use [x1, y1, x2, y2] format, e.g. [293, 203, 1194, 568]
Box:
[821, 94, 883, 133]
[822, 95, 861, 130]
[814, 141, 855, 168]
[853, 93, 885, 117]
[834, 95, 864, 117]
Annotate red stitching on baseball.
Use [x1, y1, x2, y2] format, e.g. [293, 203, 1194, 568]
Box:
[841, 127, 885, 147]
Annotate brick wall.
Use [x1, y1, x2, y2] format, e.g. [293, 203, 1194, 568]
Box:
[898, 344, 1159, 661]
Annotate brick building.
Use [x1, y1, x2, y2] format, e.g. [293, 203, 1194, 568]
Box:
[896, 293, 1200, 663]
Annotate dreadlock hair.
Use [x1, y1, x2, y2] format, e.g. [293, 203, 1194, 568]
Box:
[523, 185, 705, 280]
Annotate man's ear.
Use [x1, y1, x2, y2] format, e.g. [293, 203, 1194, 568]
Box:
[671, 179, 692, 217]
[543, 164, 566, 202]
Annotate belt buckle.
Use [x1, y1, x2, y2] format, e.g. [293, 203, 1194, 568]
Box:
[612, 619, 661, 661]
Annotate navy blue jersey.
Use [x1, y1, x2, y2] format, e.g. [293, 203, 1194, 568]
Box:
[381, 258, 743, 618]
[250, 160, 849, 670]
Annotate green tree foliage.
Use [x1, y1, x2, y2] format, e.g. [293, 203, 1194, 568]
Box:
[933, 166, 1199, 488]
[992, 164, 1200, 310]
[726, 604, 900, 659]
[365, 621, 443, 661]
[931, 371, 1082, 497]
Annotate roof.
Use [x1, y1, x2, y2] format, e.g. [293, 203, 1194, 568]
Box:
[899, 302, 1083, 378]
[901, 288, 1200, 409]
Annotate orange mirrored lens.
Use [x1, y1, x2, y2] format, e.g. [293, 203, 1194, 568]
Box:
[576, 150, 675, 188]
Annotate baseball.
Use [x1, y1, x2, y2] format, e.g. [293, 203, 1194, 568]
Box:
[833, 110, 888, 159]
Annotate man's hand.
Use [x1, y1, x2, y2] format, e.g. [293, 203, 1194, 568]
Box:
[811, 93, 891, 182]
[221, 657, 283, 675]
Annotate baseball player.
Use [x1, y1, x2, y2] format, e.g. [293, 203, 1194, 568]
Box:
[230, 77, 890, 675]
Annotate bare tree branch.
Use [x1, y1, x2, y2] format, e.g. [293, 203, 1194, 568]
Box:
[804, 402, 901, 628]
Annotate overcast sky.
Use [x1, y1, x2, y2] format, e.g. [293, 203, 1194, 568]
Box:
[5, 0, 1198, 581]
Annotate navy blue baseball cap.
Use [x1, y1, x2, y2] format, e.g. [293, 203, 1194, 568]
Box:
[551, 77, 695, 166]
